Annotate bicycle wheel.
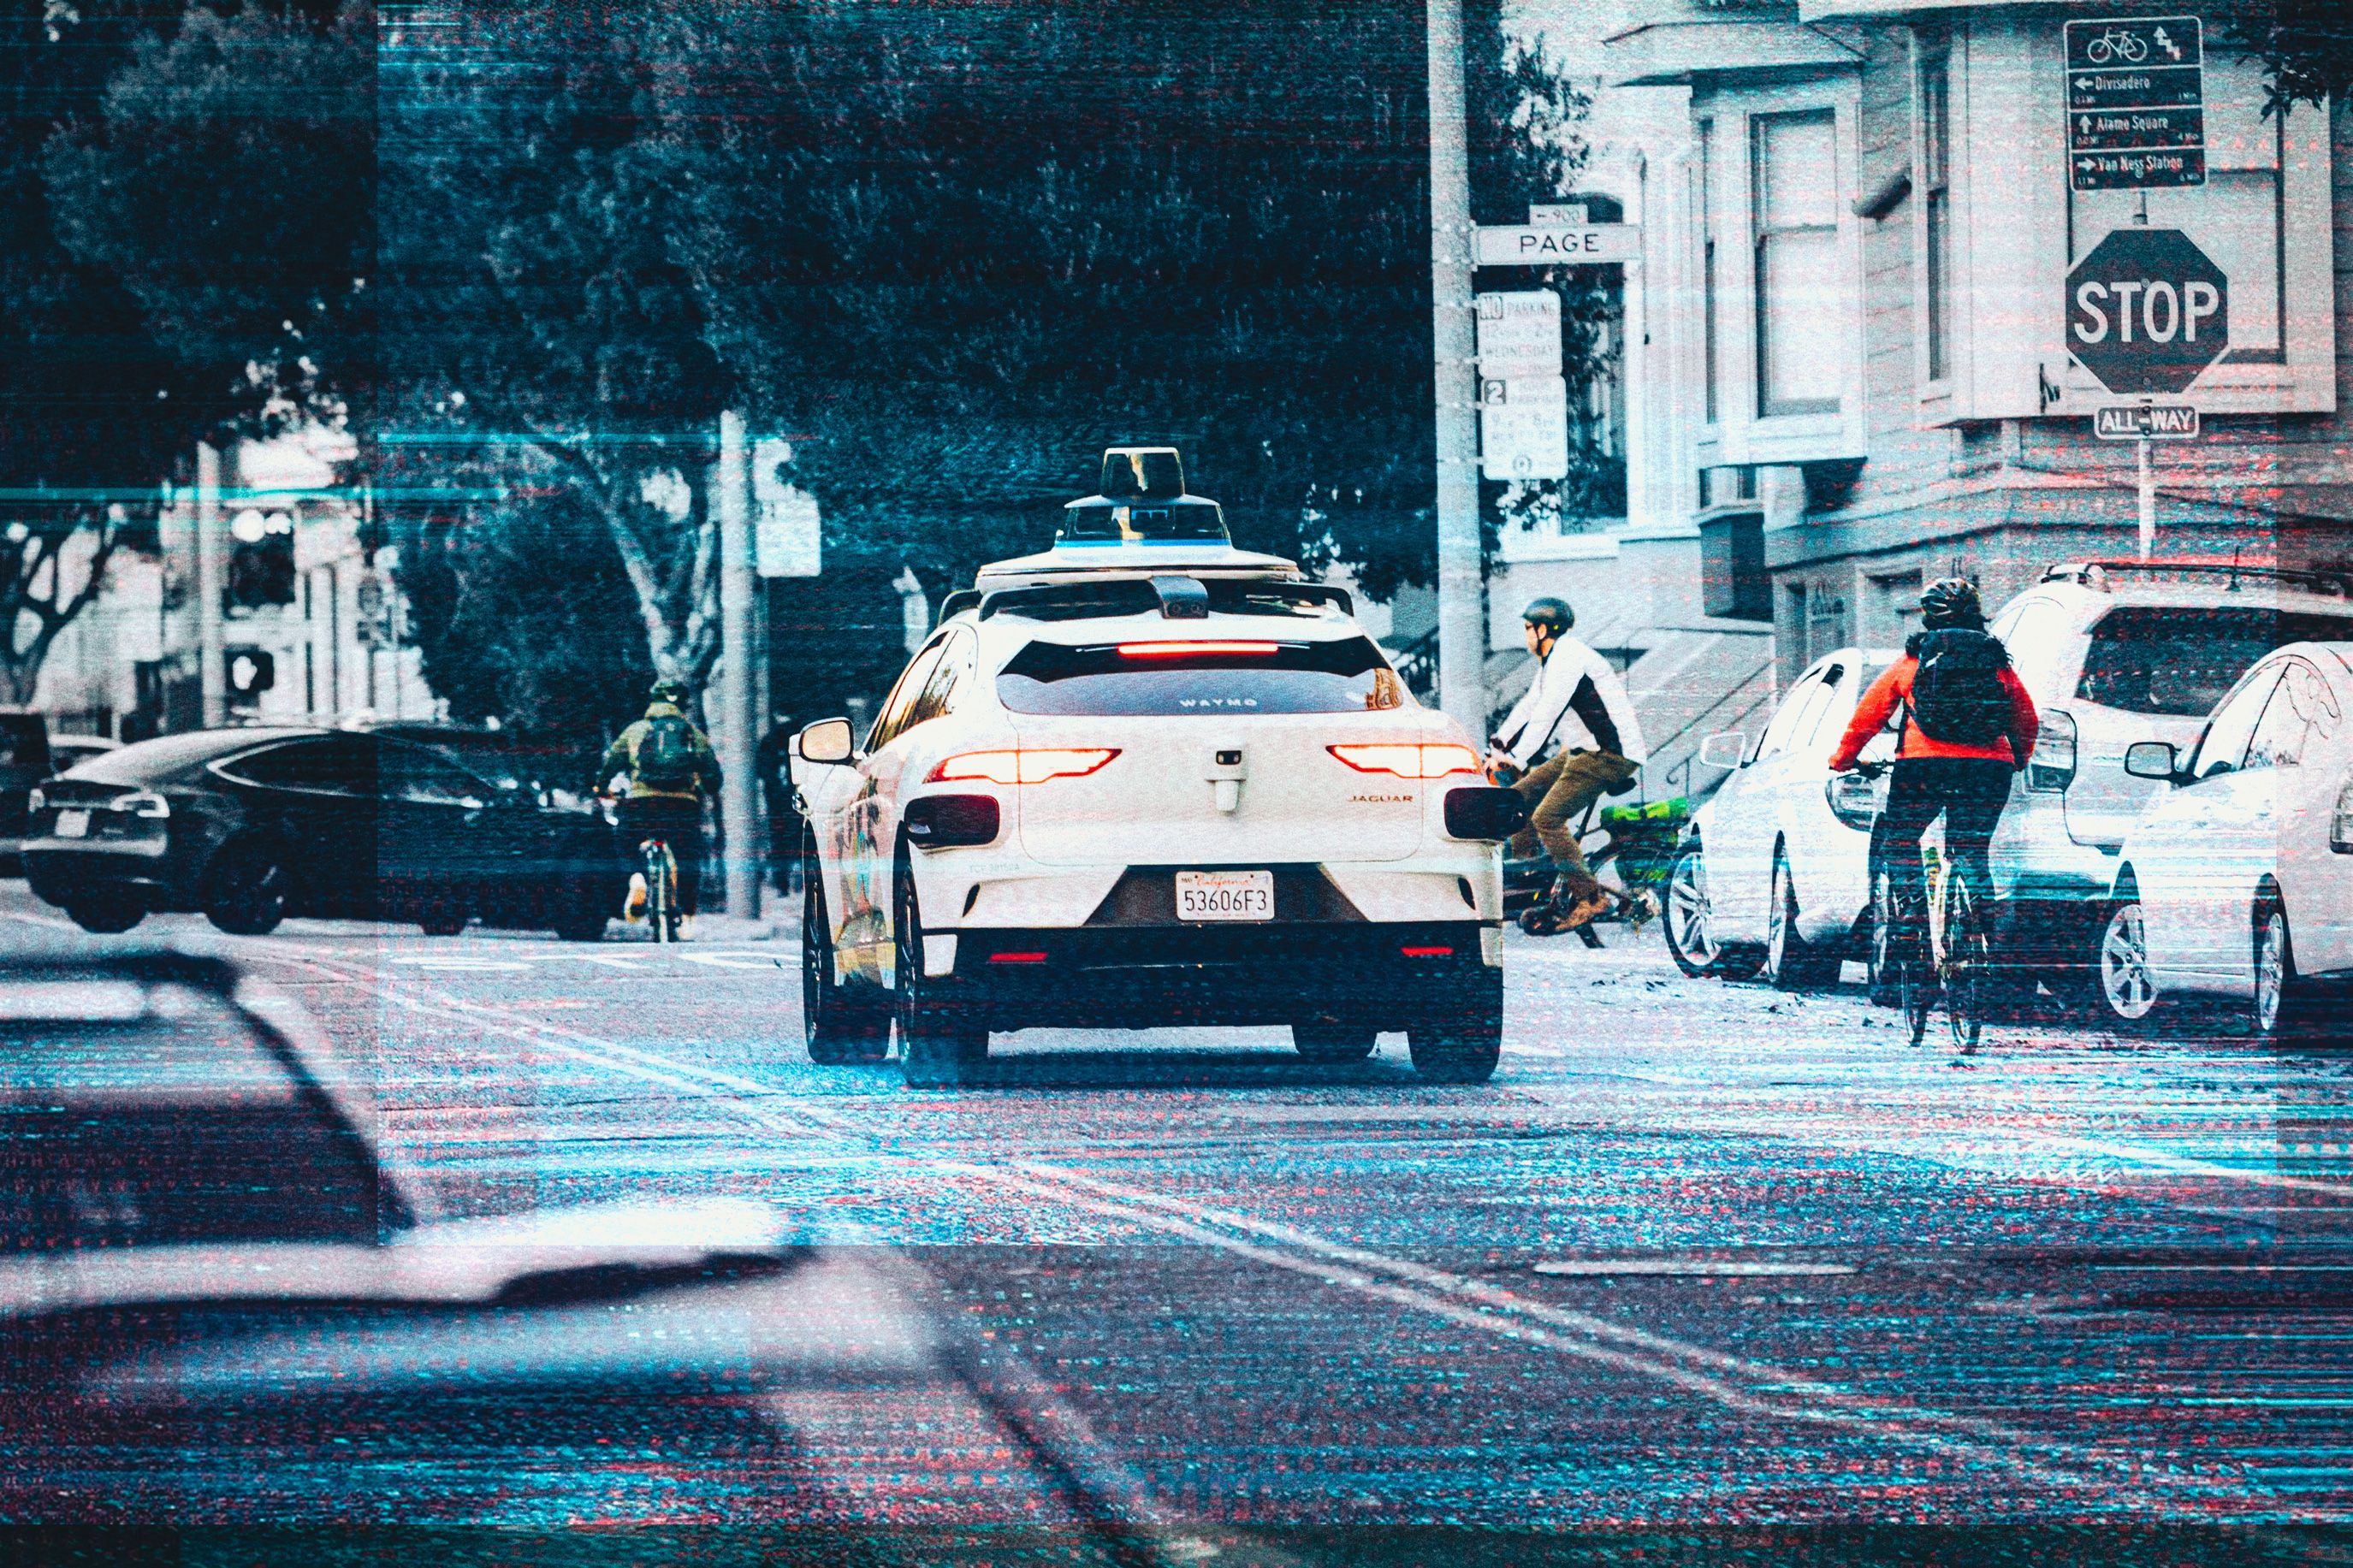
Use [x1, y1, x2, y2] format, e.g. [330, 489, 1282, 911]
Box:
[1942, 875, 1988, 1056]
[1894, 891, 1932, 1048]
[660, 843, 682, 941]
[645, 841, 672, 944]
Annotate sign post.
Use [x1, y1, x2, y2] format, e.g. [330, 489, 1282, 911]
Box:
[2094, 402, 2198, 560]
[2065, 15, 2204, 191]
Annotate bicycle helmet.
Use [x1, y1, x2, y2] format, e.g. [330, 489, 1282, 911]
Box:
[649, 677, 691, 707]
[1918, 577, 1983, 630]
[1521, 596, 1574, 636]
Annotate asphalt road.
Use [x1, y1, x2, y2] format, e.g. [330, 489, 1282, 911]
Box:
[8, 881, 2351, 1560]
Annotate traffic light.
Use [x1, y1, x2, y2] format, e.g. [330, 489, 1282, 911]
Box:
[228, 509, 296, 609]
[227, 648, 276, 701]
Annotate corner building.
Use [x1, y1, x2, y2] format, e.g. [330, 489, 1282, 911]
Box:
[1597, 0, 2349, 690]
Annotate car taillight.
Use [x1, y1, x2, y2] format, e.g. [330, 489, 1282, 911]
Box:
[2027, 709, 2077, 793]
[1824, 770, 1879, 831]
[928, 748, 1119, 785]
[1116, 641, 1279, 658]
[116, 790, 170, 820]
[2333, 771, 2353, 855]
[1327, 743, 1481, 779]
[23, 787, 42, 816]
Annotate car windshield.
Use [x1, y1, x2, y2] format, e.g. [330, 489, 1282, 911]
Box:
[997, 635, 1407, 715]
[2076, 606, 2353, 717]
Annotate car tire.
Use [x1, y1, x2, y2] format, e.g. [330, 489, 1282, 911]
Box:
[2255, 899, 2345, 1050]
[66, 896, 145, 934]
[553, 905, 608, 942]
[802, 851, 888, 1065]
[1663, 841, 1763, 980]
[1408, 971, 1502, 1084]
[1293, 1024, 1378, 1062]
[2095, 892, 2163, 1031]
[418, 911, 467, 938]
[894, 852, 987, 1089]
[1763, 845, 1841, 992]
[203, 840, 289, 936]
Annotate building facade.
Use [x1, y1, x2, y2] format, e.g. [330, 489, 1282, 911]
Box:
[1591, 0, 2348, 690]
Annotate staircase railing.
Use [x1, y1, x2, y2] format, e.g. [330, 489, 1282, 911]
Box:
[1392, 626, 1441, 701]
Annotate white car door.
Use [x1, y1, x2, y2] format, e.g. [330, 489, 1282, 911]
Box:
[1710, 662, 1836, 943]
[832, 637, 948, 981]
[2251, 655, 2349, 977]
[1790, 654, 1893, 938]
[2136, 665, 2277, 984]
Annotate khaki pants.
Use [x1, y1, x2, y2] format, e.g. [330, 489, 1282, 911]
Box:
[1508, 750, 1640, 900]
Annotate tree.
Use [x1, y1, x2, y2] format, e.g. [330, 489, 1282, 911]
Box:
[2215, 1, 2353, 113]
[0, 0, 215, 701]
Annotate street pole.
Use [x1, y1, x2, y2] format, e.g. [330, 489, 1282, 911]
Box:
[716, 410, 759, 921]
[2137, 435, 2154, 560]
[1425, 0, 1484, 738]
[194, 441, 226, 729]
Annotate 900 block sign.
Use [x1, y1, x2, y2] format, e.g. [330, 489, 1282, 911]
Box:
[1176, 869, 1274, 922]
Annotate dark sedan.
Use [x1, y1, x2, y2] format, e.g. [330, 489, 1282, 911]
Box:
[22, 725, 621, 937]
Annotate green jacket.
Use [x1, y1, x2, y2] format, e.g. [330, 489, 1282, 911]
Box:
[597, 701, 723, 800]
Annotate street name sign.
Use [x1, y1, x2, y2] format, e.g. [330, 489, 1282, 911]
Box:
[2094, 403, 2199, 439]
[1479, 375, 1568, 482]
[1474, 290, 1562, 376]
[2065, 227, 2228, 394]
[1474, 224, 1640, 267]
[2065, 15, 2204, 190]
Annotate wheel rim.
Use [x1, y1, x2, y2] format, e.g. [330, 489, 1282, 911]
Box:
[2100, 903, 2157, 1021]
[1945, 885, 1985, 1053]
[2255, 912, 2287, 1035]
[1667, 849, 1718, 967]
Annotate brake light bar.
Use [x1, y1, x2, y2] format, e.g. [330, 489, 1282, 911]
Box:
[1115, 640, 1281, 658]
[1327, 743, 1482, 779]
[987, 950, 1049, 964]
[1400, 945, 1455, 957]
[928, 748, 1120, 785]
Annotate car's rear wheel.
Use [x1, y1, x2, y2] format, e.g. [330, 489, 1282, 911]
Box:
[203, 840, 288, 936]
[66, 895, 144, 934]
[1763, 846, 1841, 991]
[1292, 1024, 1377, 1062]
[552, 902, 608, 942]
[802, 852, 887, 1065]
[895, 855, 987, 1089]
[2095, 895, 2161, 1029]
[1408, 972, 1502, 1084]
[2255, 900, 2344, 1050]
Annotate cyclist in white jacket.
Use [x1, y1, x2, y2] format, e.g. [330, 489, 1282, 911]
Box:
[1484, 596, 1647, 931]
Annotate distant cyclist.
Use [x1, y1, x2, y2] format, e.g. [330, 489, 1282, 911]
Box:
[1828, 578, 2039, 923]
[1485, 595, 1648, 932]
[596, 678, 724, 936]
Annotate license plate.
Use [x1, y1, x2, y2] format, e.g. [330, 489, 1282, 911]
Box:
[1176, 869, 1273, 922]
[51, 809, 88, 839]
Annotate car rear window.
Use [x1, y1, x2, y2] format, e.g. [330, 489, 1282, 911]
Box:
[2077, 607, 2353, 716]
[997, 636, 1408, 715]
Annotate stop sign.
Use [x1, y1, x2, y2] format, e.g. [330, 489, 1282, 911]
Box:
[2066, 228, 2228, 395]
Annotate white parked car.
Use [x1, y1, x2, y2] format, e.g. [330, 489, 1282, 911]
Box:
[1663, 647, 1898, 990]
[2095, 642, 2353, 1044]
[790, 507, 1517, 1087]
[1985, 562, 2353, 995]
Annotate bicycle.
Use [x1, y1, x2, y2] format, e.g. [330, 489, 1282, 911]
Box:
[2083, 27, 2148, 64]
[1858, 764, 1988, 1055]
[638, 833, 682, 944]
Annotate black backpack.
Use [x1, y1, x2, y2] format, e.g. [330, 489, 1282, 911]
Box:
[1907, 629, 2012, 747]
[636, 713, 699, 790]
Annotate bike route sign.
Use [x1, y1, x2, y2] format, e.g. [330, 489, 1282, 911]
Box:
[2065, 15, 2204, 191]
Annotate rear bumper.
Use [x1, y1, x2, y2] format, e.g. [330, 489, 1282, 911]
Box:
[25, 843, 181, 909]
[944, 920, 1498, 1030]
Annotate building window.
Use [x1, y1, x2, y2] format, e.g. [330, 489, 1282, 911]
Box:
[1751, 109, 1842, 417]
[1917, 39, 1952, 383]
[1698, 118, 1720, 424]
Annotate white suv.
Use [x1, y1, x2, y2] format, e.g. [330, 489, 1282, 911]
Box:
[1987, 561, 2353, 994]
[789, 538, 1515, 1088]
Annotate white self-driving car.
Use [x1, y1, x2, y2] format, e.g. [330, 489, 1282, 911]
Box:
[790, 455, 1519, 1088]
[2096, 642, 2353, 1044]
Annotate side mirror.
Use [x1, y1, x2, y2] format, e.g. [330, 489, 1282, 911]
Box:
[1696, 731, 1746, 770]
[2123, 740, 2178, 781]
[796, 719, 855, 766]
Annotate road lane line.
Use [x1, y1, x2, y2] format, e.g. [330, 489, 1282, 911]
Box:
[238, 944, 2304, 1518]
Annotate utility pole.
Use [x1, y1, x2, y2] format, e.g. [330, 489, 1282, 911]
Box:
[716, 410, 759, 921]
[1425, 0, 1484, 737]
[194, 441, 226, 728]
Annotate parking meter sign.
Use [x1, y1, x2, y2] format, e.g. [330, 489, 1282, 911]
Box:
[2065, 16, 2204, 190]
